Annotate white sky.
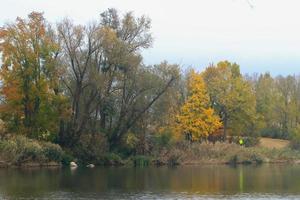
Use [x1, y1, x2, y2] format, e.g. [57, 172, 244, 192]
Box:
[1, 0, 300, 75]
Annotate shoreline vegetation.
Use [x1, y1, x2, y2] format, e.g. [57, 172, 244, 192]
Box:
[2, 9, 300, 169]
[1, 135, 300, 168]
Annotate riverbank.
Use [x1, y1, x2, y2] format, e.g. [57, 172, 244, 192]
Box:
[1, 135, 300, 168]
[150, 142, 300, 166]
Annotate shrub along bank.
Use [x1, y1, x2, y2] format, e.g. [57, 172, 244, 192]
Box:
[1, 135, 300, 168]
[0, 135, 64, 167]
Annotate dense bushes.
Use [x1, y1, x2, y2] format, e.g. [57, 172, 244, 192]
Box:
[42, 142, 64, 162]
[61, 151, 74, 166]
[100, 153, 124, 166]
[153, 131, 173, 149]
[0, 135, 63, 165]
[72, 133, 108, 163]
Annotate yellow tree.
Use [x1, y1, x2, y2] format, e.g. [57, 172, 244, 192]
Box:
[176, 70, 222, 141]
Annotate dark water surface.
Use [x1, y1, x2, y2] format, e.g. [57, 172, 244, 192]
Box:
[1, 164, 300, 199]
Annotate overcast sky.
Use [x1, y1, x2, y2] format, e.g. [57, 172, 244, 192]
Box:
[1, 0, 300, 75]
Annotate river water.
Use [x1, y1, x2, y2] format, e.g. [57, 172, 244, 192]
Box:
[0, 164, 300, 199]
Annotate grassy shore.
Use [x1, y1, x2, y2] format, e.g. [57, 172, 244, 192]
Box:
[123, 140, 300, 167]
[0, 135, 300, 168]
[161, 142, 300, 165]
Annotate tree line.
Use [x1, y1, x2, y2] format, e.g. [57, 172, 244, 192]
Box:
[0, 9, 299, 159]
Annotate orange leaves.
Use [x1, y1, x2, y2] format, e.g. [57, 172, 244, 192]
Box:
[0, 12, 62, 136]
[2, 80, 22, 102]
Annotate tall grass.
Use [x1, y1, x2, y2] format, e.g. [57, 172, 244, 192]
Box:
[0, 135, 63, 166]
[156, 141, 300, 165]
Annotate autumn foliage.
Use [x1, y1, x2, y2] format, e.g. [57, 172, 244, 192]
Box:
[0, 12, 67, 139]
[1, 9, 296, 160]
[175, 70, 222, 141]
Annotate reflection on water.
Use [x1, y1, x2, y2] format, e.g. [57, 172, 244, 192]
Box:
[0, 164, 300, 199]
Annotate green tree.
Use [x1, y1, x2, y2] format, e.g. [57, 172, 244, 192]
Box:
[255, 73, 276, 128]
[202, 61, 257, 138]
[275, 75, 298, 138]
